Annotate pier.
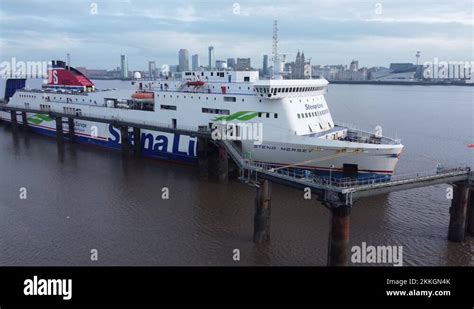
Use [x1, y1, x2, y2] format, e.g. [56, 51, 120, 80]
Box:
[1, 103, 473, 266]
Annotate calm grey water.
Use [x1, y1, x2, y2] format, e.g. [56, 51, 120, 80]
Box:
[0, 81, 473, 266]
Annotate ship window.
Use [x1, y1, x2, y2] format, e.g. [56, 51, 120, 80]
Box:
[242, 99, 244, 102]
[161, 105, 177, 110]
[258, 112, 262, 117]
[202, 108, 229, 115]
[211, 72, 214, 76]
[274, 113, 278, 119]
[224, 96, 236, 102]
[297, 114, 301, 119]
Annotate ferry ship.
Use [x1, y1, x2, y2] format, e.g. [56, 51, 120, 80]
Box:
[0, 25, 403, 180]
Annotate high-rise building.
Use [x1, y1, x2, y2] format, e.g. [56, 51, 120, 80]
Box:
[227, 58, 235, 70]
[208, 46, 215, 70]
[235, 58, 251, 71]
[179, 49, 189, 72]
[120, 55, 128, 79]
[148, 61, 156, 79]
[191, 54, 200, 71]
[262, 55, 269, 76]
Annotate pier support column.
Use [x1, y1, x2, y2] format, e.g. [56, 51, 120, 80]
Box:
[467, 189, 474, 236]
[448, 182, 470, 242]
[55, 116, 63, 143]
[327, 204, 351, 266]
[21, 112, 28, 130]
[120, 126, 130, 155]
[217, 145, 229, 184]
[133, 127, 141, 156]
[67, 118, 76, 142]
[197, 137, 209, 180]
[10, 111, 18, 131]
[253, 180, 271, 243]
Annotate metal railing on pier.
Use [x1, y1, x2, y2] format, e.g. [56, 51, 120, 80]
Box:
[219, 140, 471, 202]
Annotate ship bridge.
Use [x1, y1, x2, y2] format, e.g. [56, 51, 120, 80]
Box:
[253, 79, 328, 99]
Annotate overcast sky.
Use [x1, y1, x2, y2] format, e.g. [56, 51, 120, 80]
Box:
[0, 0, 472, 70]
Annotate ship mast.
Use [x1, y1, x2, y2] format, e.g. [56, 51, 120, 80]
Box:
[272, 20, 278, 64]
[271, 20, 287, 80]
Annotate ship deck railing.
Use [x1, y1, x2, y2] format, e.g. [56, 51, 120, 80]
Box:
[220, 140, 471, 202]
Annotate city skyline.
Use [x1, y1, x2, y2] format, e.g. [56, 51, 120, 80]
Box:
[0, 0, 471, 71]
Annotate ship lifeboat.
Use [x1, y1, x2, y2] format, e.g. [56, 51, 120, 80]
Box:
[186, 81, 205, 87]
[132, 91, 154, 103]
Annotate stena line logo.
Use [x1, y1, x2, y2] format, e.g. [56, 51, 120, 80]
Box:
[24, 276, 72, 300]
[108, 125, 197, 157]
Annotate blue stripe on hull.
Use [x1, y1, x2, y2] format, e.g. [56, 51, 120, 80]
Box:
[28, 125, 198, 164]
[310, 169, 391, 181]
[256, 163, 392, 181]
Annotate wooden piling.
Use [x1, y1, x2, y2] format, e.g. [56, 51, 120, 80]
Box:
[217, 145, 229, 184]
[68, 118, 76, 142]
[327, 204, 351, 266]
[120, 126, 129, 155]
[21, 111, 28, 130]
[55, 116, 63, 142]
[253, 180, 271, 243]
[133, 127, 141, 156]
[197, 137, 209, 180]
[467, 189, 474, 236]
[10, 111, 18, 131]
[448, 182, 469, 242]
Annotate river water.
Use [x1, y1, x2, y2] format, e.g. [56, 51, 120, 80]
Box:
[0, 81, 472, 266]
